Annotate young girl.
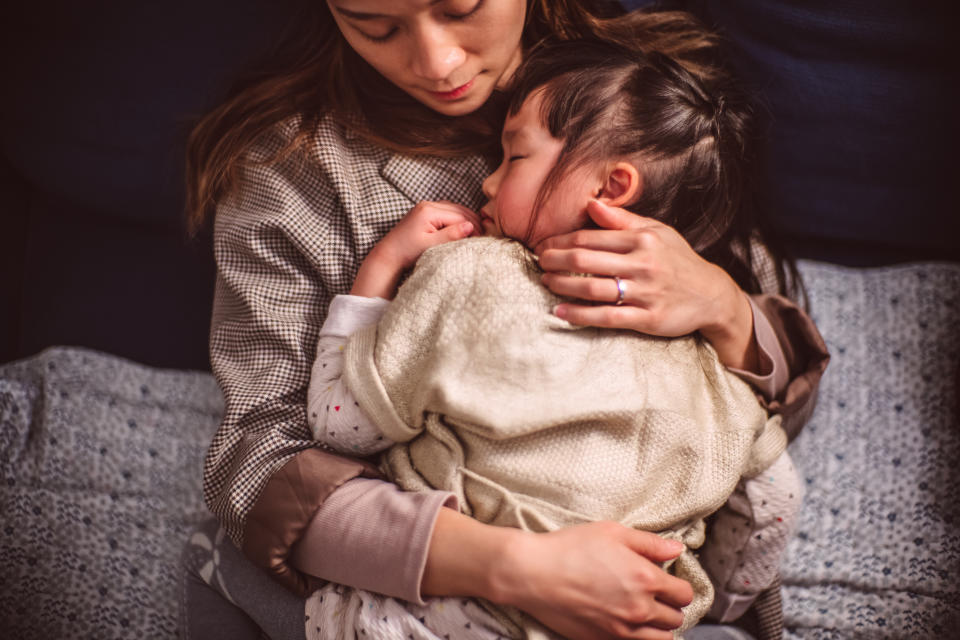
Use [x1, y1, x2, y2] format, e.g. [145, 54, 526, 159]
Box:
[304, 39, 802, 639]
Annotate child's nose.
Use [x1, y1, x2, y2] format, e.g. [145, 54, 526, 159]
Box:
[481, 166, 502, 201]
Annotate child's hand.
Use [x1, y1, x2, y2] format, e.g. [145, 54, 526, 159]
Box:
[377, 200, 481, 271]
[351, 201, 480, 299]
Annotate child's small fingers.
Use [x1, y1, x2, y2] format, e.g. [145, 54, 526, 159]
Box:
[434, 221, 474, 244]
[430, 201, 481, 220]
[427, 207, 482, 231]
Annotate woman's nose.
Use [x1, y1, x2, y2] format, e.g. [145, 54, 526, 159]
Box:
[410, 24, 466, 82]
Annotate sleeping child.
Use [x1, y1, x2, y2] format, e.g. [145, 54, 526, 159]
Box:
[304, 38, 802, 640]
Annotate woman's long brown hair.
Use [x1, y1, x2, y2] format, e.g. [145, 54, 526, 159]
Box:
[184, 0, 722, 235]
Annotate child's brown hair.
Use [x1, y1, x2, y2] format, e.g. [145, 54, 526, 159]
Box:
[508, 37, 776, 295]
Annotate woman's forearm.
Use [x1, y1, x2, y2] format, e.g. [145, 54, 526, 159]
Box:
[699, 278, 760, 373]
[421, 507, 523, 603]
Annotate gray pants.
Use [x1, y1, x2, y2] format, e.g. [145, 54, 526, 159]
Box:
[179, 519, 754, 640]
[180, 518, 305, 640]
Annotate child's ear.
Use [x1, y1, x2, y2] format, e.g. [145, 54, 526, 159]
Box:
[597, 162, 642, 208]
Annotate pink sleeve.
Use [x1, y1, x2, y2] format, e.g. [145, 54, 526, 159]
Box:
[289, 477, 458, 605]
[726, 297, 791, 404]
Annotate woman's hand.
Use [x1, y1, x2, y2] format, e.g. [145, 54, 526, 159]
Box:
[423, 510, 693, 640]
[351, 200, 480, 299]
[534, 199, 758, 371]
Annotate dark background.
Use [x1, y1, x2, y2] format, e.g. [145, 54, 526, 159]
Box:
[2, 0, 957, 371]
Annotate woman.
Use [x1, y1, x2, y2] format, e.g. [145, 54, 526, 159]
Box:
[181, 1, 829, 639]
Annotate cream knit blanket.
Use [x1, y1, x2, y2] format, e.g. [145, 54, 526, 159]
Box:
[344, 237, 786, 638]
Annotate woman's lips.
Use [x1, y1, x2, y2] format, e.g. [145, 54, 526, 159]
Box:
[429, 78, 475, 101]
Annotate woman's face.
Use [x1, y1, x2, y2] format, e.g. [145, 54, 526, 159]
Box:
[327, 0, 526, 116]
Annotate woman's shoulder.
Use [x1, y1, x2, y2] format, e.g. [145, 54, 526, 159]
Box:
[230, 115, 488, 221]
[241, 114, 382, 169]
[217, 115, 383, 228]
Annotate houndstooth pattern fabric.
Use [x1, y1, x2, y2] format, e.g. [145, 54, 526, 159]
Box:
[203, 117, 490, 546]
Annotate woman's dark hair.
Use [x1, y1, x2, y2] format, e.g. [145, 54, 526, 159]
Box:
[185, 1, 721, 234]
[508, 37, 797, 297]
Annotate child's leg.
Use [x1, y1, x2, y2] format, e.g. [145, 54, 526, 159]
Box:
[180, 518, 307, 640]
[700, 451, 803, 622]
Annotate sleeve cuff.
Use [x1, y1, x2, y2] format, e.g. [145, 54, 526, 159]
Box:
[321, 295, 391, 337]
[290, 477, 458, 605]
[241, 448, 381, 597]
[727, 297, 790, 403]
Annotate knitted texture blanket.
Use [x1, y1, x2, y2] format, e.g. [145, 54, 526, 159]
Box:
[344, 237, 786, 637]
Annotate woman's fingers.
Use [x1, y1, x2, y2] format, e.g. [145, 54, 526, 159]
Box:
[484, 520, 695, 639]
[634, 629, 677, 640]
[554, 303, 654, 332]
[584, 198, 657, 231]
[532, 199, 658, 255]
[535, 228, 647, 255]
[619, 529, 684, 563]
[644, 602, 688, 632]
[616, 529, 694, 611]
[541, 273, 638, 305]
[538, 246, 648, 278]
[652, 572, 696, 610]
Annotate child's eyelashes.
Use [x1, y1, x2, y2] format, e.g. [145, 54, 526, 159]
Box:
[508, 155, 526, 162]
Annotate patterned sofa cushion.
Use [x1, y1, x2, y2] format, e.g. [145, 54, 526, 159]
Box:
[781, 261, 960, 637]
[0, 348, 221, 638]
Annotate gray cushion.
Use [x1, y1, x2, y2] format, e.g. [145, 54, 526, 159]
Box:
[782, 261, 960, 637]
[0, 348, 221, 638]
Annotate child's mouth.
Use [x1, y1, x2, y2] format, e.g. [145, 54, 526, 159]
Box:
[479, 210, 498, 235]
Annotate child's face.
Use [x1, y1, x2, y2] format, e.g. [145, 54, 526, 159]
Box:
[479, 90, 599, 248]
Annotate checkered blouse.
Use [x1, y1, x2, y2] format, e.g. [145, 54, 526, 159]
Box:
[204, 117, 491, 547]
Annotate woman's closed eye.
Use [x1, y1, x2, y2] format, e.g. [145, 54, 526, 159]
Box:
[359, 27, 398, 43]
[352, 0, 483, 43]
[444, 0, 485, 21]
[508, 155, 526, 162]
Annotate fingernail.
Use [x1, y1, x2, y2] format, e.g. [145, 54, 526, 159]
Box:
[460, 222, 473, 234]
[553, 305, 567, 319]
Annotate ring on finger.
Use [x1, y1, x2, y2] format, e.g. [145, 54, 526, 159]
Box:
[613, 276, 627, 306]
